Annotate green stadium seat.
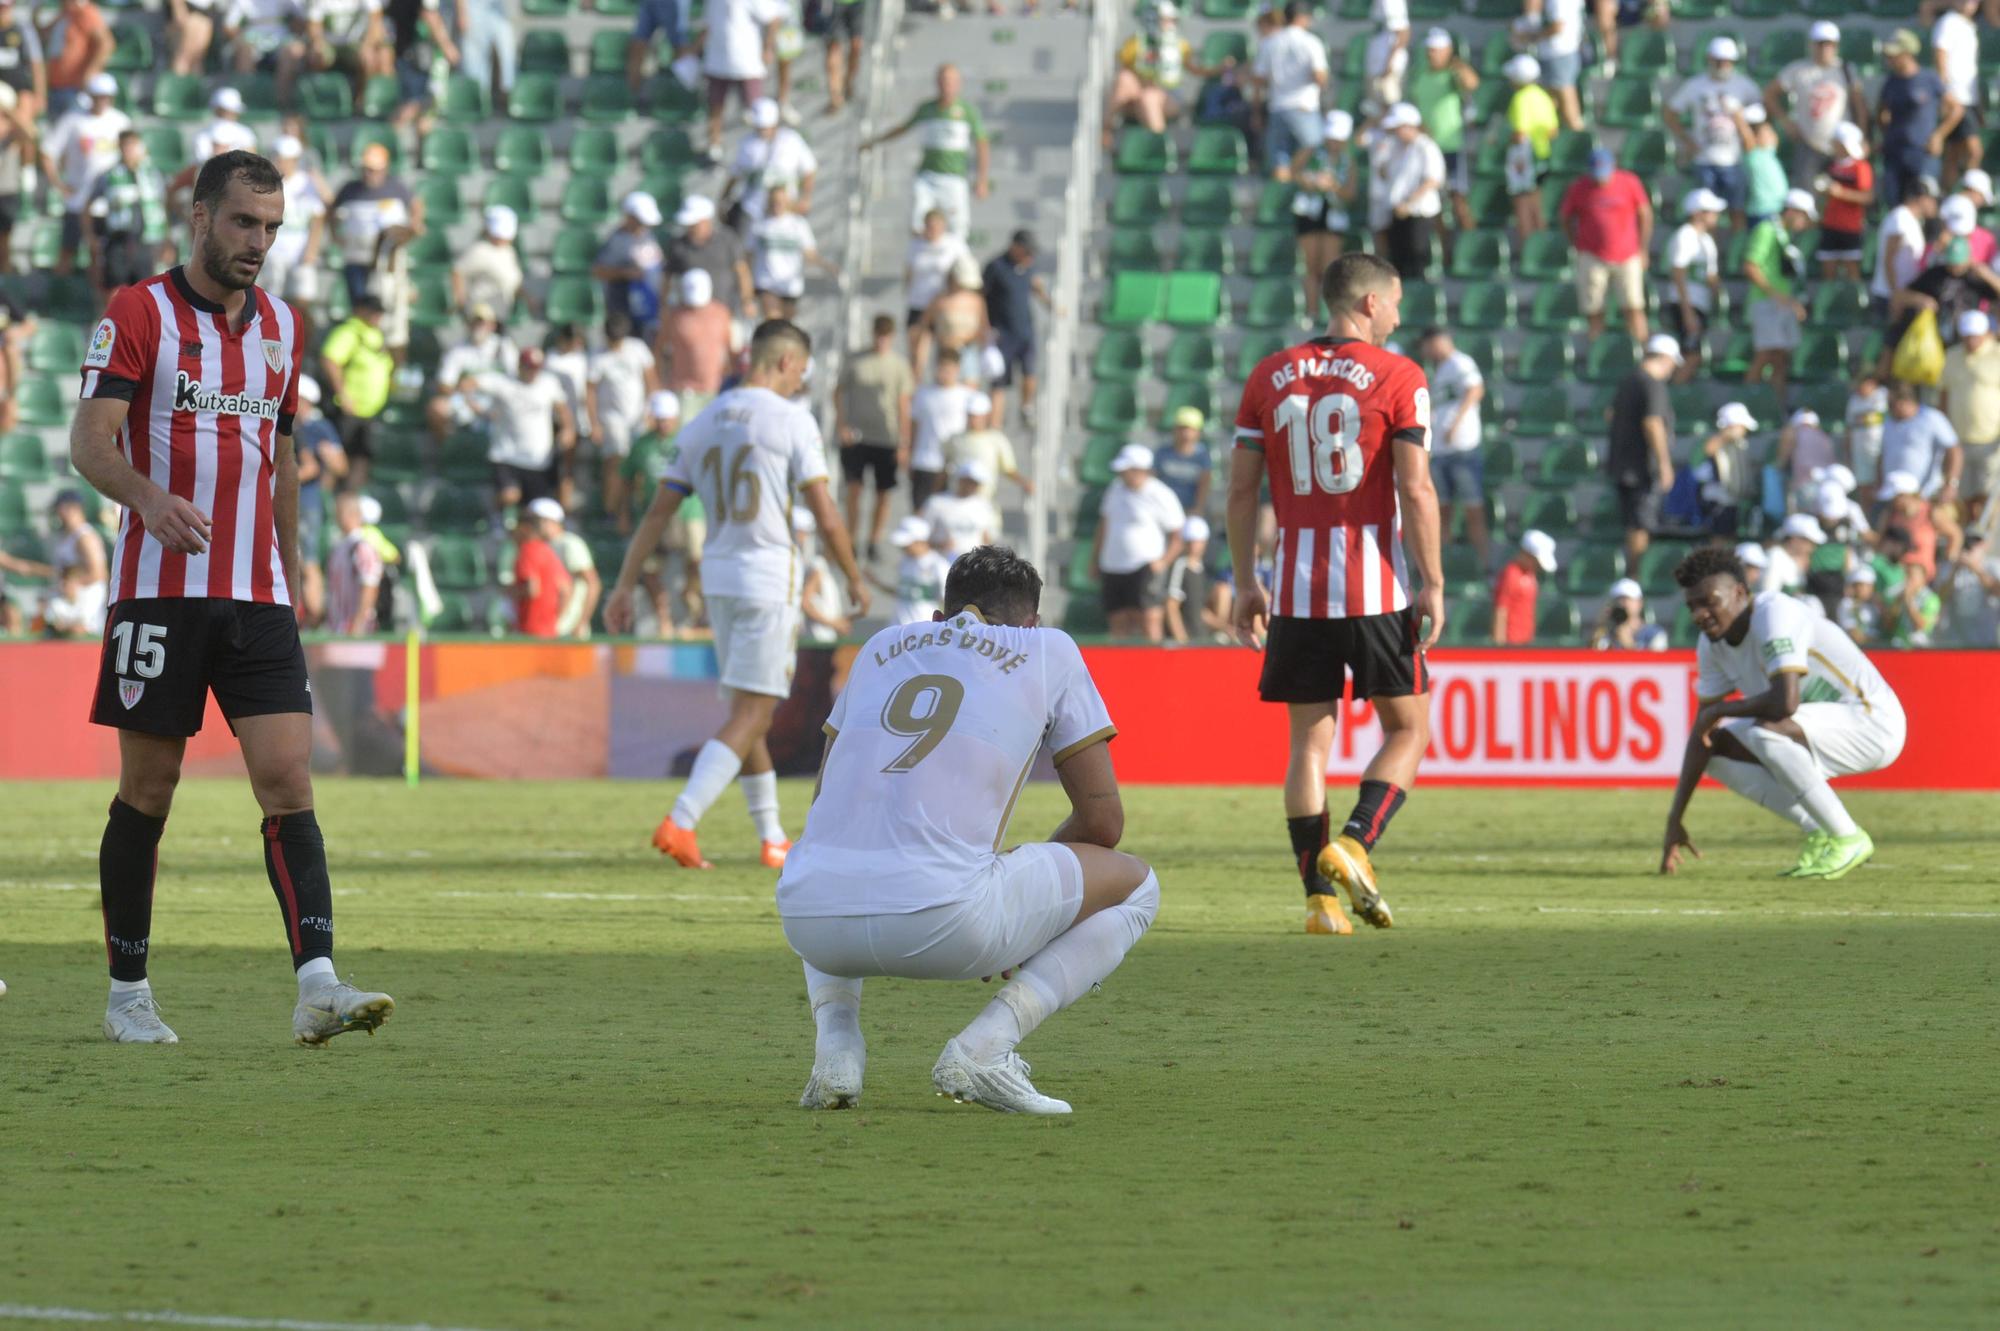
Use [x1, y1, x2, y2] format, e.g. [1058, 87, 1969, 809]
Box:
[1636, 543, 1690, 595]
[361, 74, 404, 120]
[581, 75, 635, 122]
[1160, 382, 1211, 426]
[16, 379, 67, 427]
[1200, 31, 1249, 67]
[1200, 0, 1254, 18]
[1186, 126, 1247, 176]
[492, 126, 551, 178]
[1582, 492, 1622, 539]
[1715, 329, 1754, 378]
[426, 485, 491, 530]
[1792, 329, 1848, 384]
[370, 432, 425, 479]
[1235, 332, 1286, 380]
[1477, 31, 1515, 78]
[1511, 386, 1575, 438]
[559, 177, 614, 225]
[1756, 29, 1809, 83]
[1179, 179, 1237, 227]
[1620, 28, 1675, 76]
[549, 225, 601, 277]
[1520, 491, 1577, 532]
[1110, 178, 1165, 227]
[430, 592, 474, 632]
[1106, 227, 1164, 273]
[151, 73, 208, 120]
[567, 127, 622, 175]
[1091, 330, 1146, 384]
[1239, 276, 1297, 329]
[298, 73, 353, 120]
[1114, 127, 1174, 175]
[1455, 332, 1497, 378]
[1618, 130, 1669, 175]
[521, 29, 572, 75]
[1176, 228, 1229, 274]
[404, 231, 455, 269]
[234, 74, 279, 120]
[438, 74, 489, 123]
[1466, 177, 1510, 229]
[416, 176, 463, 228]
[1548, 132, 1596, 180]
[0, 433, 49, 479]
[1400, 282, 1445, 328]
[139, 127, 185, 175]
[1600, 79, 1661, 130]
[1085, 382, 1139, 434]
[429, 536, 489, 590]
[1535, 440, 1599, 487]
[1159, 329, 1218, 384]
[1442, 543, 1484, 588]
[0, 482, 31, 535]
[422, 126, 477, 174]
[1811, 282, 1868, 327]
[1448, 228, 1511, 280]
[348, 124, 402, 171]
[1102, 271, 1163, 327]
[410, 270, 455, 328]
[482, 176, 539, 224]
[1528, 284, 1583, 332]
[1514, 331, 1574, 383]
[1564, 543, 1625, 595]
[522, 0, 572, 13]
[1252, 180, 1296, 228]
[439, 432, 488, 482]
[28, 323, 84, 373]
[641, 130, 700, 174]
[1164, 272, 1224, 327]
[1583, 338, 1638, 384]
[1518, 230, 1574, 281]
[107, 24, 152, 70]
[1446, 600, 1493, 646]
[1839, 29, 1880, 75]
[590, 30, 630, 75]
[1482, 438, 1519, 485]
[1535, 597, 1581, 643]
[1457, 280, 1516, 331]
[545, 276, 604, 326]
[1247, 230, 1296, 278]
[508, 73, 562, 122]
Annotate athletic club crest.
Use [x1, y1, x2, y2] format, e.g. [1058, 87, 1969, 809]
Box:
[263, 340, 285, 374]
[118, 679, 145, 710]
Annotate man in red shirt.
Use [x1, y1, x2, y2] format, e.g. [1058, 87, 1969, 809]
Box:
[511, 505, 573, 637]
[1817, 122, 1873, 281]
[1492, 529, 1556, 645]
[1559, 147, 1654, 342]
[70, 150, 393, 1046]
[1226, 252, 1443, 936]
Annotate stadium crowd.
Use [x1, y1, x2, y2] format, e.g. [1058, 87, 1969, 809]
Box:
[1093, 0, 2000, 647]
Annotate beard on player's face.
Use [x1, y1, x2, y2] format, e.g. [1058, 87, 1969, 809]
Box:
[200, 228, 260, 292]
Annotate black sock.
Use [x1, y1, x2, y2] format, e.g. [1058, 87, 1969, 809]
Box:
[262, 810, 334, 970]
[1286, 812, 1332, 897]
[1342, 780, 1408, 852]
[100, 797, 167, 982]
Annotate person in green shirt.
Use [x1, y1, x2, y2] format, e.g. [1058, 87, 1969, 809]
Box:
[1406, 29, 1479, 236]
[1505, 55, 1560, 164]
[86, 131, 169, 304]
[621, 389, 707, 633]
[864, 62, 989, 238]
[1736, 104, 1788, 227]
[1742, 189, 1815, 405]
[1887, 558, 1941, 645]
[319, 295, 397, 490]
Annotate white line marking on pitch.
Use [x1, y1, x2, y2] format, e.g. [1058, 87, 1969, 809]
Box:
[0, 1305, 510, 1331]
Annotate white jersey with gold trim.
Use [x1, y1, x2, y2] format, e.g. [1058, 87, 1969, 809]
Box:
[1695, 592, 1896, 711]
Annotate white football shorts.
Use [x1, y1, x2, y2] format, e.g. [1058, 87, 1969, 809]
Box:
[707, 593, 799, 698]
[1793, 699, 1908, 779]
[780, 843, 1085, 981]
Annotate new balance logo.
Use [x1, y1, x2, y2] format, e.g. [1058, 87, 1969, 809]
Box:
[173, 370, 280, 420]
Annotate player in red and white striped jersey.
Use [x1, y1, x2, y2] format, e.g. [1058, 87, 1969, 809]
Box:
[69, 150, 393, 1047]
[1224, 252, 1444, 936]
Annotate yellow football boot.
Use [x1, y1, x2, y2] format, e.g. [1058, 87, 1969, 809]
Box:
[1317, 834, 1395, 929]
[1305, 893, 1353, 935]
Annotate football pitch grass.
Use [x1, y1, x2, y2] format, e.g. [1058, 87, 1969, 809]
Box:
[2, 779, 1996, 1330]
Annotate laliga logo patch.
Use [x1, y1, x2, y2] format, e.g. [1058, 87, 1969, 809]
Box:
[118, 679, 145, 710]
[84, 319, 116, 369]
[263, 339, 285, 374]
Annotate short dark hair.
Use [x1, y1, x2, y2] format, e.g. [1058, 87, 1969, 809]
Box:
[1904, 175, 1938, 203]
[1888, 378, 1922, 403]
[605, 311, 634, 342]
[1284, 1, 1309, 20]
[942, 545, 1043, 625]
[192, 149, 282, 215]
[1010, 229, 1036, 252]
[872, 313, 896, 338]
[1320, 252, 1399, 319]
[118, 129, 142, 147]
[1417, 325, 1449, 346]
[1673, 545, 1747, 591]
[749, 318, 811, 369]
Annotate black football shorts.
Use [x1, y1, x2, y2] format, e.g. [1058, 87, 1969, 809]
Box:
[91, 597, 312, 737]
[1259, 607, 1430, 705]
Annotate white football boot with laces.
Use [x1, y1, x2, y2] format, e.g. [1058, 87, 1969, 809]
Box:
[931, 1037, 1072, 1115]
[293, 981, 395, 1046]
[799, 1047, 865, 1109]
[104, 992, 179, 1043]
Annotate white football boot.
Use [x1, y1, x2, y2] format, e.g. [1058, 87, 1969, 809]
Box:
[799, 1047, 865, 1109]
[104, 991, 179, 1043]
[931, 1038, 1072, 1115]
[293, 981, 395, 1046]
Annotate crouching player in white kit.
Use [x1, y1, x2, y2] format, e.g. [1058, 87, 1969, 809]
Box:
[777, 546, 1160, 1115]
[1662, 547, 1907, 881]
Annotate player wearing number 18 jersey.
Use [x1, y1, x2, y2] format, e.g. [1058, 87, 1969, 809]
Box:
[71, 151, 392, 1046]
[1225, 253, 1444, 936]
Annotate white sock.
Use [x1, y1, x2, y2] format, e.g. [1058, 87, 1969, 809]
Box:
[959, 870, 1161, 1062]
[803, 962, 864, 1063]
[297, 956, 336, 994]
[671, 739, 744, 830]
[740, 770, 785, 843]
[108, 977, 150, 1002]
[1708, 758, 1819, 833]
[1735, 725, 1859, 837]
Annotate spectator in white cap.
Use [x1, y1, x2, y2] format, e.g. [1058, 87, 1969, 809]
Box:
[883, 515, 949, 625]
[1777, 407, 1836, 493]
[1733, 540, 1769, 591]
[593, 191, 668, 334]
[748, 182, 833, 320]
[429, 300, 519, 441]
[1284, 110, 1359, 323]
[1379, 101, 1445, 280]
[1872, 174, 1940, 322]
[1932, 0, 1983, 185]
[1836, 562, 1882, 643]
[39, 71, 129, 276]
[1742, 189, 1816, 403]
[509, 495, 574, 638]
[1493, 529, 1555, 645]
[660, 267, 733, 411]
[1767, 20, 1867, 181]
[667, 192, 754, 318]
[1415, 327, 1489, 568]
[1736, 104, 1787, 229]
[453, 204, 523, 320]
[1608, 334, 1682, 564]
[1095, 443, 1186, 641]
[1693, 401, 1759, 525]
[1816, 122, 1873, 281]
[528, 497, 603, 639]
[1663, 188, 1724, 381]
[1766, 512, 1827, 594]
[1936, 191, 1999, 270]
[1249, 3, 1331, 171]
[944, 388, 1032, 503]
[1362, 0, 1408, 111]
[1163, 513, 1212, 645]
[1592, 576, 1668, 652]
[1942, 309, 2000, 510]
[919, 459, 1000, 562]
[1405, 30, 1476, 234]
[1502, 54, 1554, 238]
[252, 134, 327, 308]
[728, 96, 817, 226]
[191, 86, 257, 165]
[1668, 35, 1760, 227]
